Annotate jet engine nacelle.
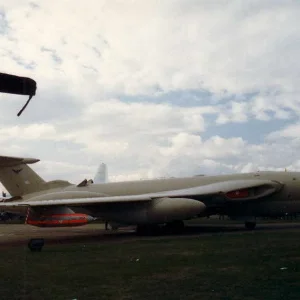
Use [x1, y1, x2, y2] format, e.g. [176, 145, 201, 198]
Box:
[26, 207, 95, 227]
[104, 197, 206, 225]
[146, 197, 206, 223]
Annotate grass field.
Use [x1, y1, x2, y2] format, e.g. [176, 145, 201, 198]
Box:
[0, 230, 300, 300]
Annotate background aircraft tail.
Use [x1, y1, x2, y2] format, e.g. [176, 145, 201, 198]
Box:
[94, 163, 108, 183]
[0, 155, 46, 197]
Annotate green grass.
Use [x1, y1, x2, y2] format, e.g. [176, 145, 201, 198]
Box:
[1, 231, 300, 300]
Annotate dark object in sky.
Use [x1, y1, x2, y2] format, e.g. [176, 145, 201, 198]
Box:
[0, 72, 37, 116]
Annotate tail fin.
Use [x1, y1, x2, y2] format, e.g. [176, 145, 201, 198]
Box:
[94, 163, 108, 183]
[0, 155, 45, 196]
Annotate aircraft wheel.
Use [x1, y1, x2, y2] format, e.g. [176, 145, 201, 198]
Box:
[136, 225, 160, 236]
[245, 221, 256, 230]
[165, 220, 185, 234]
[136, 225, 147, 235]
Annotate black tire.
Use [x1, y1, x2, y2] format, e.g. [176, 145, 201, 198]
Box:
[136, 225, 160, 236]
[165, 220, 185, 234]
[245, 221, 256, 230]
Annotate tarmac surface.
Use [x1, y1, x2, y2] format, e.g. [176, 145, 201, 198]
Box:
[1, 221, 300, 248]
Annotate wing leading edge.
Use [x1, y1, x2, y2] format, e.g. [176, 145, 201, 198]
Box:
[0, 179, 283, 208]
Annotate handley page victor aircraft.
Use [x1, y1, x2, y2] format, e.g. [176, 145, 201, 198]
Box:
[0, 155, 300, 234]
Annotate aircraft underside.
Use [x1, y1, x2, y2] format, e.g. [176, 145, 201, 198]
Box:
[21, 195, 300, 234]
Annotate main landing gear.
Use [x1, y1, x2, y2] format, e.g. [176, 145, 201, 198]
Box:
[136, 220, 185, 236]
[165, 220, 185, 234]
[136, 224, 159, 236]
[244, 221, 256, 230]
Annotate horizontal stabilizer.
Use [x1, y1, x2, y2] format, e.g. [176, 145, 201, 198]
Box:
[0, 155, 40, 167]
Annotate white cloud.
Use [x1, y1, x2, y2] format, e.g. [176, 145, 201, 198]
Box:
[216, 101, 249, 124]
[267, 123, 300, 140]
[0, 123, 56, 141]
[1, 0, 299, 97]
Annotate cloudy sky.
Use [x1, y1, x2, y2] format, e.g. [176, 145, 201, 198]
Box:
[0, 0, 300, 190]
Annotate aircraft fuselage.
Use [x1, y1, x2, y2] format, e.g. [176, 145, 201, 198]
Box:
[13, 171, 300, 225]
